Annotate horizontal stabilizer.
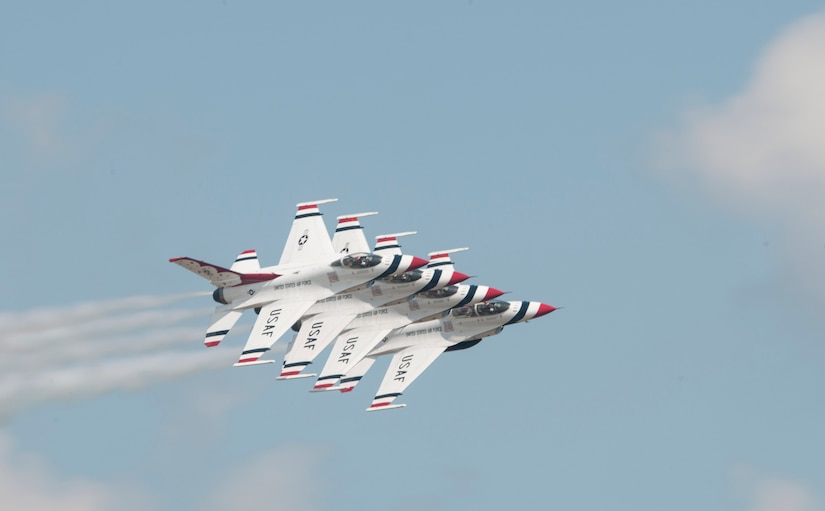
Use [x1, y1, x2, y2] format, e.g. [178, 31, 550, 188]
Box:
[170, 257, 279, 288]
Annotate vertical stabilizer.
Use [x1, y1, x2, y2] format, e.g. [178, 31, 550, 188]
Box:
[230, 250, 261, 273]
[373, 232, 416, 256]
[427, 247, 469, 270]
[332, 212, 378, 255]
[278, 199, 337, 266]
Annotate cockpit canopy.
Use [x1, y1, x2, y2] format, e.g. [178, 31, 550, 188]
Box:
[450, 300, 510, 318]
[381, 270, 422, 284]
[419, 285, 459, 299]
[332, 253, 382, 269]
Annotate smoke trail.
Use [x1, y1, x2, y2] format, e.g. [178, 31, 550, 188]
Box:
[1, 307, 213, 352]
[0, 292, 272, 423]
[0, 326, 207, 371]
[0, 291, 211, 335]
[0, 349, 232, 422]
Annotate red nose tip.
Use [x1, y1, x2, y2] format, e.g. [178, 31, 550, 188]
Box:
[447, 271, 471, 285]
[483, 287, 505, 300]
[409, 256, 428, 270]
[534, 303, 557, 318]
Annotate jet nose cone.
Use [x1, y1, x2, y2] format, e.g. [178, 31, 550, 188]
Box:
[483, 287, 506, 300]
[534, 303, 557, 318]
[447, 271, 471, 285]
[409, 256, 428, 271]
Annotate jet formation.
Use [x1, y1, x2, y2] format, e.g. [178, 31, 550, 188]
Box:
[170, 199, 557, 411]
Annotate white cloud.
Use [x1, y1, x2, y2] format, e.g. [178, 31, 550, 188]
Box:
[0, 431, 152, 511]
[730, 465, 824, 511]
[658, 11, 825, 307]
[0, 88, 119, 169]
[1, 92, 69, 160]
[661, 12, 825, 217]
[200, 444, 328, 511]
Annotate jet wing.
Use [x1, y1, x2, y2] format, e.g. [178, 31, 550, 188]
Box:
[278, 199, 337, 266]
[169, 257, 278, 288]
[366, 344, 447, 411]
[312, 327, 394, 391]
[233, 299, 318, 366]
[336, 355, 377, 392]
[277, 312, 359, 379]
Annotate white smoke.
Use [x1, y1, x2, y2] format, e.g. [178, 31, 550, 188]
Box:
[0, 349, 231, 422]
[0, 326, 205, 370]
[0, 291, 210, 336]
[0, 292, 251, 422]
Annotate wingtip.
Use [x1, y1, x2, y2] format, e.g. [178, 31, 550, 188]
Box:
[276, 372, 317, 380]
[232, 359, 275, 367]
[366, 403, 406, 412]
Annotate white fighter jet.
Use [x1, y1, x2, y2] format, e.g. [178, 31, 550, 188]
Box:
[311, 281, 505, 392]
[362, 299, 557, 411]
[278, 228, 471, 380]
[169, 199, 428, 366]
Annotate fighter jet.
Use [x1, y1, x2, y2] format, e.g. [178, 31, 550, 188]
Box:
[311, 280, 505, 392]
[362, 299, 557, 411]
[278, 229, 471, 380]
[169, 200, 428, 366]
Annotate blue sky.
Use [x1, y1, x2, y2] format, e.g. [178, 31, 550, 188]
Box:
[2, 2, 825, 510]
